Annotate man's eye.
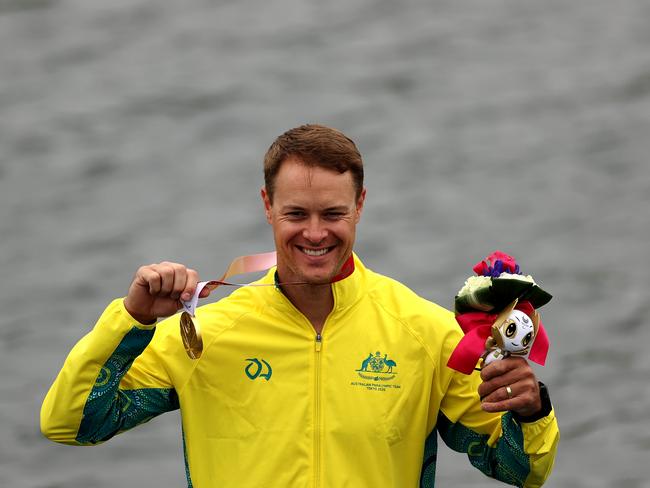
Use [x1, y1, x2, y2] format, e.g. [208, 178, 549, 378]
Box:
[325, 212, 344, 220]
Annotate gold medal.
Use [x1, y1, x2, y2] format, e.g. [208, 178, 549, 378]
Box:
[180, 311, 203, 359]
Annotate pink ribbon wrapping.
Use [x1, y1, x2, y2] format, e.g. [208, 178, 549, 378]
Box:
[446, 300, 550, 374]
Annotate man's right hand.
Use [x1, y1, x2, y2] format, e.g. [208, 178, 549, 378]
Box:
[123, 262, 209, 325]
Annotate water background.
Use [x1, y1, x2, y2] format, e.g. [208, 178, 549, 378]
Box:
[2, 0, 650, 486]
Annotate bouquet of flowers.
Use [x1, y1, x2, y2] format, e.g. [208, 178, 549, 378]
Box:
[447, 251, 552, 374]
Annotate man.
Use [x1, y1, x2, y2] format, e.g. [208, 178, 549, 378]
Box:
[41, 124, 559, 487]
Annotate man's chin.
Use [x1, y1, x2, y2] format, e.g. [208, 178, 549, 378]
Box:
[284, 251, 346, 285]
[300, 272, 335, 286]
[298, 265, 340, 285]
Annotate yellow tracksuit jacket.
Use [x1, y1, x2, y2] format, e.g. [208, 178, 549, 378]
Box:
[41, 254, 559, 487]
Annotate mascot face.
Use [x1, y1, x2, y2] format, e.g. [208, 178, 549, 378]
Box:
[497, 309, 535, 353]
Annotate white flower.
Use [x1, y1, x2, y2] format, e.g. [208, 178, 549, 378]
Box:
[456, 275, 492, 297]
[497, 272, 537, 285]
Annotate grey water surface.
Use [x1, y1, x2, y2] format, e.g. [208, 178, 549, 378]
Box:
[2, 0, 650, 486]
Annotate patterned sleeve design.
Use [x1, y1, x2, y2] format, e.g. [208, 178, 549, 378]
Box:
[434, 411, 530, 487]
[419, 429, 438, 488]
[76, 326, 180, 445]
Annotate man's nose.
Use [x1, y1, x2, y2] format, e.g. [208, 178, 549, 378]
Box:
[302, 217, 328, 243]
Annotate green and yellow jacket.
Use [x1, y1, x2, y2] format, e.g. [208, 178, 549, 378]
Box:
[41, 254, 559, 487]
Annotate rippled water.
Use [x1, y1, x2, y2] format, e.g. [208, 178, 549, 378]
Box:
[2, 0, 650, 486]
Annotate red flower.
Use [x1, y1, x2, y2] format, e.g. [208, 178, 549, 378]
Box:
[488, 251, 518, 272]
[472, 250, 520, 276]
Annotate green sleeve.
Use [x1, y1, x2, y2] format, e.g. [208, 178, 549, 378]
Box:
[435, 368, 559, 488]
[41, 299, 179, 445]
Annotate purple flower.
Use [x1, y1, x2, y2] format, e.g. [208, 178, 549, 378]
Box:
[472, 251, 521, 277]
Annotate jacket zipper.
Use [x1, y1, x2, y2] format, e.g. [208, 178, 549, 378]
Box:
[274, 284, 336, 488]
[314, 332, 322, 488]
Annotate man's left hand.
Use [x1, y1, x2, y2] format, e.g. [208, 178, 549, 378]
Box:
[478, 357, 541, 417]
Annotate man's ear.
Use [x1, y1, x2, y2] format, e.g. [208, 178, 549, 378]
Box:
[261, 187, 272, 223]
[355, 187, 367, 223]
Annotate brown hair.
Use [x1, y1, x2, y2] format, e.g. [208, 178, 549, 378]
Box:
[263, 124, 364, 202]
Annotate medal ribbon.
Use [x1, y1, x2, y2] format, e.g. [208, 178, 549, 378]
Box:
[179, 252, 354, 360]
[181, 252, 355, 316]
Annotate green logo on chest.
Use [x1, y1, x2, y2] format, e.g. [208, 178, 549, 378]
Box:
[245, 358, 272, 380]
[356, 351, 397, 381]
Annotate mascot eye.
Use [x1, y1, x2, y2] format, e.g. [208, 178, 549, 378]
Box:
[505, 321, 517, 338]
[522, 332, 533, 347]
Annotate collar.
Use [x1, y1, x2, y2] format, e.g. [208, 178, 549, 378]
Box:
[263, 252, 366, 316]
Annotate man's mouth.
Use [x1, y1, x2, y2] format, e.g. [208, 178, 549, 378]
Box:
[298, 246, 334, 257]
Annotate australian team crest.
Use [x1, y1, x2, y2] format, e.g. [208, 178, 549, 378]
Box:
[356, 352, 397, 381]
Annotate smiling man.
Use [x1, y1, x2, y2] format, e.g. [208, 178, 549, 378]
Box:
[261, 151, 365, 331]
[41, 124, 559, 487]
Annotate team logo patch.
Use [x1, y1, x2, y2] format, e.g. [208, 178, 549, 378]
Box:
[351, 351, 401, 392]
[245, 358, 272, 381]
[356, 351, 397, 381]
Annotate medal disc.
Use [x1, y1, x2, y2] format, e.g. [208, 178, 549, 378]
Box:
[180, 311, 203, 359]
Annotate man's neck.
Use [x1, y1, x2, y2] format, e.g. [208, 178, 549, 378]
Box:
[280, 282, 333, 334]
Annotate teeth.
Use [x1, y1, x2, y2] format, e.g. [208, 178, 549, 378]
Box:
[302, 247, 329, 256]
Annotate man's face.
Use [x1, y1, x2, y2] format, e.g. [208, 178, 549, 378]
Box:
[261, 156, 365, 285]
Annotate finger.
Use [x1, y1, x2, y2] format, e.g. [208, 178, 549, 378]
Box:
[481, 381, 516, 403]
[136, 265, 162, 295]
[481, 383, 541, 416]
[478, 358, 537, 399]
[157, 262, 176, 296]
[479, 362, 540, 402]
[169, 264, 188, 300]
[181, 268, 199, 301]
[481, 389, 526, 414]
[478, 367, 526, 399]
[480, 357, 524, 382]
